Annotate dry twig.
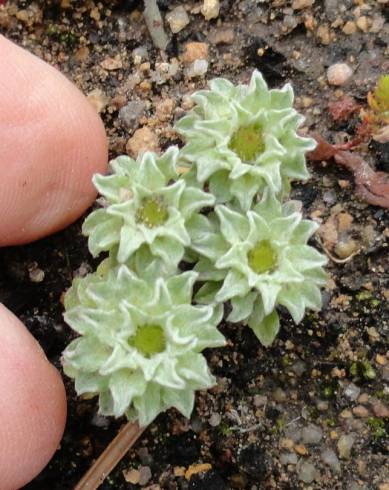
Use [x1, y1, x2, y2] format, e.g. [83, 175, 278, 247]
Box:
[75, 421, 146, 490]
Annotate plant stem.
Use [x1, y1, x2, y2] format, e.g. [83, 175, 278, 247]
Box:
[74, 420, 146, 490]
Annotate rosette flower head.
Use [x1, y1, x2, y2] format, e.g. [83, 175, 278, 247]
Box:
[176, 70, 316, 209]
[83, 146, 215, 269]
[62, 266, 225, 427]
[190, 191, 327, 346]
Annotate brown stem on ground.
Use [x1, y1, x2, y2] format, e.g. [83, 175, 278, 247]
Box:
[74, 420, 146, 490]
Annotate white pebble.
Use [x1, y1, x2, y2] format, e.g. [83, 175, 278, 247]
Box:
[343, 382, 361, 402]
[166, 6, 190, 33]
[302, 424, 323, 445]
[201, 0, 220, 20]
[186, 59, 208, 78]
[321, 448, 341, 473]
[337, 434, 355, 459]
[327, 63, 353, 86]
[298, 461, 318, 483]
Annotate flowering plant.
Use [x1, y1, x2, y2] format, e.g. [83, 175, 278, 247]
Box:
[63, 70, 326, 427]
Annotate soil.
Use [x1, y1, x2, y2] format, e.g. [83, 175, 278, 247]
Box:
[0, 1, 388, 489]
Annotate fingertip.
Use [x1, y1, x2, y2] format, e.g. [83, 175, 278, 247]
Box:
[0, 304, 67, 489]
[0, 36, 108, 246]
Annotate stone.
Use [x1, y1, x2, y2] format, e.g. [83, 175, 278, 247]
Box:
[356, 16, 369, 33]
[302, 424, 323, 445]
[298, 461, 318, 483]
[87, 88, 109, 114]
[371, 400, 389, 418]
[139, 466, 152, 486]
[342, 21, 357, 35]
[155, 98, 175, 122]
[344, 383, 361, 401]
[272, 388, 287, 402]
[352, 406, 369, 418]
[100, 55, 122, 71]
[123, 469, 140, 484]
[119, 100, 146, 131]
[337, 434, 355, 459]
[182, 42, 209, 64]
[291, 360, 307, 376]
[317, 25, 331, 45]
[166, 6, 190, 33]
[327, 63, 353, 86]
[321, 448, 341, 473]
[208, 28, 235, 45]
[292, 0, 314, 9]
[280, 452, 298, 465]
[186, 59, 208, 78]
[126, 127, 159, 158]
[201, 0, 220, 20]
[253, 395, 267, 407]
[209, 412, 221, 427]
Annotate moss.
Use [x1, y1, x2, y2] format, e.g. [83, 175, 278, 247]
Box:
[367, 417, 386, 439]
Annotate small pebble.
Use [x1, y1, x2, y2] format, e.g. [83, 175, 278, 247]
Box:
[123, 469, 140, 484]
[29, 264, 45, 283]
[253, 395, 267, 407]
[344, 383, 361, 402]
[186, 59, 208, 78]
[292, 0, 314, 9]
[321, 448, 341, 473]
[272, 388, 287, 402]
[166, 6, 190, 33]
[182, 42, 209, 64]
[291, 360, 307, 377]
[209, 412, 221, 427]
[371, 400, 389, 418]
[302, 424, 323, 445]
[280, 452, 298, 465]
[201, 0, 220, 20]
[119, 100, 146, 131]
[126, 127, 159, 157]
[342, 21, 357, 35]
[91, 412, 110, 428]
[87, 88, 109, 113]
[327, 63, 353, 86]
[139, 466, 152, 486]
[352, 406, 369, 418]
[298, 461, 318, 483]
[337, 434, 355, 459]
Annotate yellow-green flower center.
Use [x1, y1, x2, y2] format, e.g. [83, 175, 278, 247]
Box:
[136, 196, 168, 228]
[248, 240, 277, 274]
[131, 324, 166, 356]
[229, 124, 265, 161]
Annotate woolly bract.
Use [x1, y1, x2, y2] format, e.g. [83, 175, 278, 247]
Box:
[83, 147, 214, 270]
[189, 191, 327, 346]
[176, 70, 316, 210]
[62, 265, 225, 427]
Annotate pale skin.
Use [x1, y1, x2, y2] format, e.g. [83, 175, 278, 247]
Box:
[0, 35, 108, 489]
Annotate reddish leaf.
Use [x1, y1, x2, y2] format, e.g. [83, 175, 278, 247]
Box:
[328, 96, 360, 123]
[307, 134, 338, 161]
[308, 134, 389, 208]
[335, 151, 389, 208]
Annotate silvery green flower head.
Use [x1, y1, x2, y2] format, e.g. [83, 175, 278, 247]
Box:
[83, 147, 215, 270]
[62, 265, 225, 427]
[175, 70, 316, 210]
[189, 190, 327, 346]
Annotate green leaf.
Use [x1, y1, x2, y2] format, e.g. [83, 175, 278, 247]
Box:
[249, 309, 280, 347]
